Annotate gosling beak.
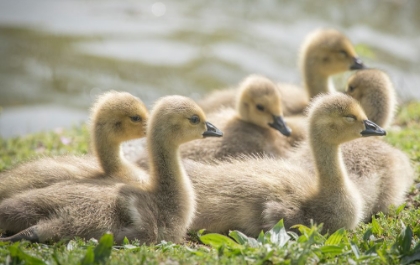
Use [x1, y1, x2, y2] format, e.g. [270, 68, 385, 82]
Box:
[203, 121, 223, 138]
[268, 115, 292, 137]
[361, 120, 386, 137]
[350, 57, 366, 70]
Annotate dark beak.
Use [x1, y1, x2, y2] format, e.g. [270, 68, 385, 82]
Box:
[203, 121, 223, 138]
[361, 120, 386, 137]
[350, 57, 366, 70]
[268, 115, 292, 137]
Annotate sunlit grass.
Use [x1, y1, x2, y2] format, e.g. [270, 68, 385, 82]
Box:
[0, 125, 89, 171]
[0, 102, 419, 264]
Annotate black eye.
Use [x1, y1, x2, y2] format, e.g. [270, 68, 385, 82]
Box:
[189, 115, 200, 125]
[348, 85, 355, 92]
[130, 115, 142, 122]
[256, 104, 265, 111]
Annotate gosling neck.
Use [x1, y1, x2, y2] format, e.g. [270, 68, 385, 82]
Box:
[302, 61, 332, 98]
[148, 135, 184, 189]
[364, 89, 394, 129]
[93, 129, 128, 176]
[147, 127, 195, 241]
[309, 132, 363, 230]
[311, 136, 347, 188]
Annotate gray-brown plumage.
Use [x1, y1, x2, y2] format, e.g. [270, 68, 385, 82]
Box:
[89, 91, 149, 182]
[185, 93, 385, 237]
[0, 91, 149, 202]
[0, 96, 223, 243]
[197, 28, 365, 116]
[289, 139, 413, 222]
[299, 28, 365, 98]
[283, 68, 398, 153]
[282, 115, 308, 146]
[133, 75, 301, 167]
[179, 75, 295, 162]
[288, 89, 412, 222]
[345, 69, 396, 128]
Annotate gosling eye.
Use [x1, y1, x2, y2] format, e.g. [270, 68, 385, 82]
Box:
[189, 115, 200, 125]
[256, 104, 265, 112]
[130, 115, 142, 122]
[345, 115, 356, 122]
[348, 85, 355, 93]
[339, 50, 348, 58]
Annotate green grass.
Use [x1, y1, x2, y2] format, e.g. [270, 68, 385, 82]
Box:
[0, 125, 90, 171]
[0, 102, 420, 264]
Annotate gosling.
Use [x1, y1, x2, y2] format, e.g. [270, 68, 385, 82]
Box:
[185, 93, 384, 237]
[345, 68, 396, 129]
[0, 96, 223, 243]
[0, 91, 149, 202]
[179, 75, 293, 161]
[198, 28, 366, 115]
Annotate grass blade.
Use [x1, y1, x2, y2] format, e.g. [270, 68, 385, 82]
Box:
[401, 252, 420, 265]
[229, 230, 248, 245]
[350, 242, 360, 259]
[93, 233, 114, 264]
[325, 228, 345, 245]
[257, 230, 265, 244]
[229, 230, 259, 247]
[266, 219, 290, 247]
[9, 243, 47, 265]
[80, 246, 94, 265]
[199, 233, 242, 249]
[371, 216, 383, 236]
[400, 226, 413, 255]
[320, 245, 344, 255]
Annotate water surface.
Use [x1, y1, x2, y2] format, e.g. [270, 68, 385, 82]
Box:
[0, 0, 419, 138]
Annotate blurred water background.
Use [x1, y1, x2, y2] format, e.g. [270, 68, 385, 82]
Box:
[0, 0, 419, 138]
